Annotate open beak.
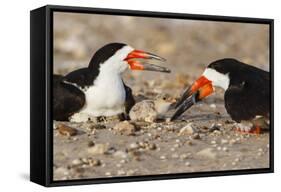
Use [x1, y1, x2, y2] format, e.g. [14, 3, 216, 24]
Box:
[125, 50, 170, 73]
[170, 75, 214, 121]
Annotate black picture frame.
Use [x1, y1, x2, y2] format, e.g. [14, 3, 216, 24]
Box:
[30, 4, 274, 187]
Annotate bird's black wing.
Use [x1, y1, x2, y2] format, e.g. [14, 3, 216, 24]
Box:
[53, 74, 85, 121]
[123, 82, 135, 114]
[64, 68, 99, 89]
[224, 67, 270, 122]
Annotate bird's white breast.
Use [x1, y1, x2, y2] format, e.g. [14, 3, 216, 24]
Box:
[203, 68, 230, 91]
[79, 72, 126, 117]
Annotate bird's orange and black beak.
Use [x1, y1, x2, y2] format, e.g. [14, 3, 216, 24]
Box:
[170, 75, 214, 120]
[125, 50, 170, 73]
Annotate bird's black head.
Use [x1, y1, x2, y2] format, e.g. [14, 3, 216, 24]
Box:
[88, 42, 170, 74]
[207, 58, 241, 75]
[88, 43, 127, 69]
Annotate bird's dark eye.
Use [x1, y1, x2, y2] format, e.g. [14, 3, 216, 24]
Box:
[163, 97, 167, 100]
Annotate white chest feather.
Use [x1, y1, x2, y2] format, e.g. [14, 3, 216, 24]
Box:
[79, 71, 126, 117]
[203, 68, 230, 90]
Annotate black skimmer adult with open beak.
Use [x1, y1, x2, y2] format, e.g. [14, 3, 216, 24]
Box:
[171, 58, 270, 134]
[53, 43, 170, 122]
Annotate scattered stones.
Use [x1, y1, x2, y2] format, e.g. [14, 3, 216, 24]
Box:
[178, 123, 198, 136]
[54, 167, 69, 176]
[113, 150, 128, 159]
[221, 139, 228, 144]
[209, 124, 221, 132]
[191, 133, 201, 140]
[113, 121, 137, 136]
[117, 170, 126, 175]
[88, 159, 101, 167]
[186, 140, 193, 146]
[222, 147, 229, 152]
[57, 124, 78, 136]
[211, 140, 217, 144]
[148, 143, 157, 150]
[126, 169, 136, 176]
[87, 141, 95, 147]
[129, 142, 139, 150]
[209, 104, 216, 108]
[180, 153, 191, 160]
[87, 143, 109, 155]
[160, 155, 167, 160]
[173, 143, 180, 148]
[72, 158, 83, 166]
[197, 148, 217, 159]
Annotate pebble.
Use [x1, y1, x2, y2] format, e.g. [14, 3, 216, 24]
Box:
[197, 148, 217, 159]
[113, 121, 137, 136]
[211, 140, 217, 144]
[53, 122, 58, 130]
[180, 153, 191, 160]
[54, 167, 69, 176]
[89, 159, 101, 167]
[160, 155, 167, 160]
[72, 158, 83, 166]
[117, 170, 126, 175]
[178, 123, 198, 136]
[105, 172, 111, 176]
[57, 124, 78, 136]
[87, 143, 109, 155]
[172, 153, 179, 158]
[234, 157, 241, 162]
[209, 124, 221, 132]
[185, 161, 191, 166]
[129, 142, 139, 150]
[209, 104, 217, 108]
[191, 133, 201, 140]
[120, 159, 127, 164]
[126, 169, 136, 176]
[221, 139, 228, 144]
[173, 143, 180, 148]
[113, 150, 128, 159]
[176, 139, 181, 143]
[148, 143, 157, 150]
[222, 147, 229, 152]
[87, 141, 95, 147]
[186, 140, 193, 146]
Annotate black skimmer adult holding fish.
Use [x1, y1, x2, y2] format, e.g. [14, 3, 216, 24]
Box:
[171, 58, 270, 134]
[53, 43, 170, 122]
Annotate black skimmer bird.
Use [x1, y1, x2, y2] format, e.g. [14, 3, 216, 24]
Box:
[171, 58, 270, 134]
[53, 43, 170, 122]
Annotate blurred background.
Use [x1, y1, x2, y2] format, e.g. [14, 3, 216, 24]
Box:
[54, 12, 269, 97]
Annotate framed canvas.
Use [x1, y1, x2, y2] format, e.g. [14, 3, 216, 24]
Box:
[30, 5, 274, 187]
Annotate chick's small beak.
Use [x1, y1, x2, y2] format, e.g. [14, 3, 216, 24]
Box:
[125, 50, 170, 73]
[170, 76, 214, 121]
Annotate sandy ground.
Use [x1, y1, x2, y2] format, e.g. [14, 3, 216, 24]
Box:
[53, 12, 270, 180]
